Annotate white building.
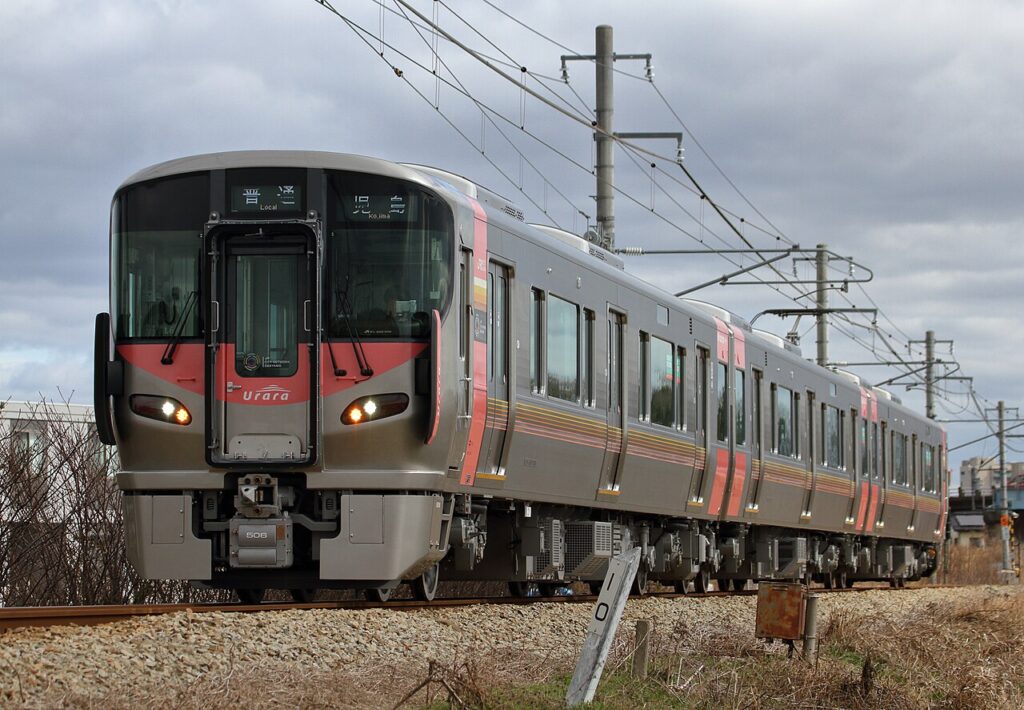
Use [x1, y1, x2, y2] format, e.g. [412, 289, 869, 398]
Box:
[959, 456, 1024, 497]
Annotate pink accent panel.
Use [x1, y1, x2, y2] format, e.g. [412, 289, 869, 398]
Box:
[727, 451, 747, 517]
[460, 200, 489, 486]
[425, 309, 442, 445]
[856, 480, 869, 529]
[708, 448, 730, 516]
[860, 389, 868, 418]
[733, 327, 746, 369]
[320, 343, 427, 397]
[713, 317, 729, 362]
[866, 483, 879, 532]
[870, 396, 878, 423]
[117, 343, 204, 395]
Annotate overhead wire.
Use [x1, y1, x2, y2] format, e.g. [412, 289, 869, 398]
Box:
[316, 0, 1012, 440]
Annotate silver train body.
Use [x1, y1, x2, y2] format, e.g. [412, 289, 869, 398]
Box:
[94, 151, 946, 598]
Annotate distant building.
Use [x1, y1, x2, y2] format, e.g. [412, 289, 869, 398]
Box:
[959, 456, 1024, 498]
[1, 400, 115, 606]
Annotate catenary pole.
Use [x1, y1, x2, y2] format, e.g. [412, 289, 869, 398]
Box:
[816, 243, 828, 367]
[595, 25, 615, 251]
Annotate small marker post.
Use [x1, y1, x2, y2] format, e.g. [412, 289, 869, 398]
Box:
[566, 547, 641, 706]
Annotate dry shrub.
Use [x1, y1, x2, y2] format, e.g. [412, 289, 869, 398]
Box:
[0, 398, 231, 607]
[942, 543, 1007, 585]
[820, 589, 1024, 708]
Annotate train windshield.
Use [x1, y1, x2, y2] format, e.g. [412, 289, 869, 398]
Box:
[111, 173, 209, 340]
[325, 171, 453, 339]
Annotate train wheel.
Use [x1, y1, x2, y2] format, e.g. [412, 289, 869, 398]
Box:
[290, 588, 318, 603]
[835, 570, 848, 589]
[694, 569, 711, 594]
[537, 582, 563, 597]
[673, 580, 688, 594]
[717, 578, 731, 592]
[845, 576, 854, 589]
[732, 579, 747, 591]
[365, 586, 393, 602]
[412, 563, 440, 602]
[824, 572, 835, 589]
[631, 565, 649, 596]
[508, 581, 532, 597]
[235, 588, 265, 604]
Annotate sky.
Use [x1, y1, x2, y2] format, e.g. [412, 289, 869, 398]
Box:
[1, 0, 1022, 484]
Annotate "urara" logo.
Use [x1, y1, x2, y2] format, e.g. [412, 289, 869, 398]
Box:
[242, 385, 291, 402]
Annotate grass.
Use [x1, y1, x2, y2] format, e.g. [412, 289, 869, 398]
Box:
[407, 587, 1024, 709]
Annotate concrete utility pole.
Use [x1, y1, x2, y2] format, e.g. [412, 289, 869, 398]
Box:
[595, 25, 615, 251]
[999, 400, 1012, 576]
[816, 243, 828, 367]
[561, 27, 655, 253]
[925, 330, 935, 420]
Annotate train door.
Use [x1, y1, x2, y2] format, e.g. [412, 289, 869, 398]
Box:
[875, 420, 889, 529]
[801, 391, 816, 520]
[848, 409, 865, 526]
[909, 434, 919, 532]
[724, 331, 749, 518]
[746, 369, 765, 512]
[447, 250, 473, 474]
[688, 346, 711, 505]
[207, 232, 318, 465]
[598, 309, 626, 493]
[478, 262, 509, 476]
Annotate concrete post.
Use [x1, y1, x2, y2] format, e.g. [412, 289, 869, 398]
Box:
[816, 244, 828, 367]
[631, 619, 652, 678]
[595, 25, 615, 251]
[803, 593, 819, 664]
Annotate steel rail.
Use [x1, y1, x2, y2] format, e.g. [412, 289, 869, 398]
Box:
[0, 583, 947, 633]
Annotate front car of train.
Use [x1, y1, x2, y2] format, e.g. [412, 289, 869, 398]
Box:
[95, 151, 467, 600]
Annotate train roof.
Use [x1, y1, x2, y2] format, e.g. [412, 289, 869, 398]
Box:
[115, 151, 934, 429]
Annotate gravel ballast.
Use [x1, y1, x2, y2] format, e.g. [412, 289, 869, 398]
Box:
[0, 585, 1016, 707]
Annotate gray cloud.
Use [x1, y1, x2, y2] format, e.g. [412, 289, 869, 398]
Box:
[1, 0, 1021, 474]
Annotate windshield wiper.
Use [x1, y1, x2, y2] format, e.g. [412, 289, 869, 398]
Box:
[161, 290, 198, 365]
[326, 278, 373, 377]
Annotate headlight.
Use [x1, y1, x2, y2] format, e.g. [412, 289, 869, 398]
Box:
[131, 395, 192, 425]
[342, 394, 409, 425]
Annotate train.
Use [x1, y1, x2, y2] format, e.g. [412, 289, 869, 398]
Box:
[94, 150, 947, 602]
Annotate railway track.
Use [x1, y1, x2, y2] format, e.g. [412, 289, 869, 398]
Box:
[0, 583, 921, 633]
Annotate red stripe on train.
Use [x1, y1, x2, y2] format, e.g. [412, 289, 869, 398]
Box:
[708, 448, 730, 516]
[460, 199, 489, 487]
[727, 451, 747, 517]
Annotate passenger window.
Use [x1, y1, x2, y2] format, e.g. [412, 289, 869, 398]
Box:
[716, 362, 729, 443]
[696, 347, 709, 441]
[676, 347, 687, 430]
[582, 309, 595, 407]
[530, 288, 543, 393]
[546, 294, 579, 402]
[638, 332, 650, 420]
[774, 385, 795, 458]
[650, 336, 674, 427]
[823, 404, 841, 468]
[734, 369, 746, 446]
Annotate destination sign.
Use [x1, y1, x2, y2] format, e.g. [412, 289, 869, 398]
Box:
[338, 194, 418, 222]
[230, 185, 302, 213]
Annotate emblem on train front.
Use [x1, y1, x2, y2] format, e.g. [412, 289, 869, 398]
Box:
[242, 385, 291, 402]
[242, 353, 261, 371]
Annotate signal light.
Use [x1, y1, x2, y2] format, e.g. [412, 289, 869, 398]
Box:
[342, 394, 409, 425]
[131, 395, 192, 426]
